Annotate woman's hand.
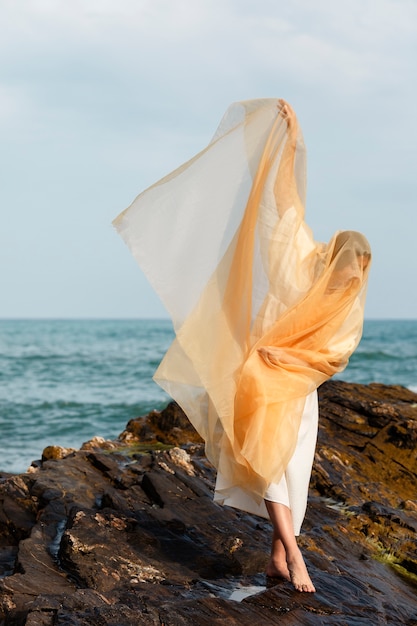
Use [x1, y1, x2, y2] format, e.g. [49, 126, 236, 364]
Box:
[278, 99, 298, 143]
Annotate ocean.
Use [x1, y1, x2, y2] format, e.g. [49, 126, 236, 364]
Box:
[0, 318, 416, 474]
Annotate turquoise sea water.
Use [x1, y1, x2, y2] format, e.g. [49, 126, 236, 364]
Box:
[0, 319, 416, 474]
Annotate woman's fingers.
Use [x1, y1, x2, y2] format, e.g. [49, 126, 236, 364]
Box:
[277, 99, 298, 135]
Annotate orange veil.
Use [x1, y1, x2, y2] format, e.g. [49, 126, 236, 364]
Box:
[113, 99, 371, 504]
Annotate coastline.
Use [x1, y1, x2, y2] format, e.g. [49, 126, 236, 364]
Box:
[1, 380, 417, 624]
[1, 318, 417, 475]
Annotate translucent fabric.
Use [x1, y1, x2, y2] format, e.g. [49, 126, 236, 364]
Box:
[216, 389, 319, 534]
[113, 98, 371, 506]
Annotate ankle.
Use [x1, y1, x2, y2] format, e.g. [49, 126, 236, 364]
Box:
[285, 545, 302, 564]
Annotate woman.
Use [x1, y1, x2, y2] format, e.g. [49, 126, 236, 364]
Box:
[113, 99, 371, 593]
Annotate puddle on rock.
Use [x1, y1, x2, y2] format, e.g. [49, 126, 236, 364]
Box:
[194, 575, 267, 603]
[228, 583, 267, 602]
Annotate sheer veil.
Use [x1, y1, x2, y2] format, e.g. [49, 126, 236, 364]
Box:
[113, 99, 371, 503]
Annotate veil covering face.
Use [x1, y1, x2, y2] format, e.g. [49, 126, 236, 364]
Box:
[113, 99, 371, 504]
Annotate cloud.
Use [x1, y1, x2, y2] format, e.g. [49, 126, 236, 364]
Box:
[0, 0, 416, 317]
[2, 0, 415, 129]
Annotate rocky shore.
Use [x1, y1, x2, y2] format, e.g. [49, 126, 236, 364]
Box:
[1, 380, 417, 625]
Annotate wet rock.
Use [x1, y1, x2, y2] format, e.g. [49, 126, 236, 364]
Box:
[1, 381, 417, 625]
[120, 401, 204, 446]
[41, 446, 75, 462]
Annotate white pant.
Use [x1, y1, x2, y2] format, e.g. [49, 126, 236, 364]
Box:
[214, 390, 319, 535]
[264, 390, 318, 534]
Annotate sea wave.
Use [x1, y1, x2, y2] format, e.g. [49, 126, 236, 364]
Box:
[1, 318, 416, 473]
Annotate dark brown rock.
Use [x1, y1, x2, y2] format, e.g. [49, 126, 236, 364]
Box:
[0, 381, 417, 625]
[120, 401, 204, 446]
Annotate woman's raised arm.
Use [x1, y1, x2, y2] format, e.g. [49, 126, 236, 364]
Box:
[274, 99, 304, 218]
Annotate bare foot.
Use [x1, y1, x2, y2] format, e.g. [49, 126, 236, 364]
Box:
[265, 558, 291, 581]
[287, 548, 316, 593]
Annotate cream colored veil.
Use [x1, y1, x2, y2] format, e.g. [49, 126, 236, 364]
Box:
[113, 99, 371, 503]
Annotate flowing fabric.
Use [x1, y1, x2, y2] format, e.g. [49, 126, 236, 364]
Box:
[217, 389, 319, 533]
[113, 98, 371, 507]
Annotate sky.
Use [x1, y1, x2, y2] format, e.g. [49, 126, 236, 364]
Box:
[0, 0, 416, 319]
